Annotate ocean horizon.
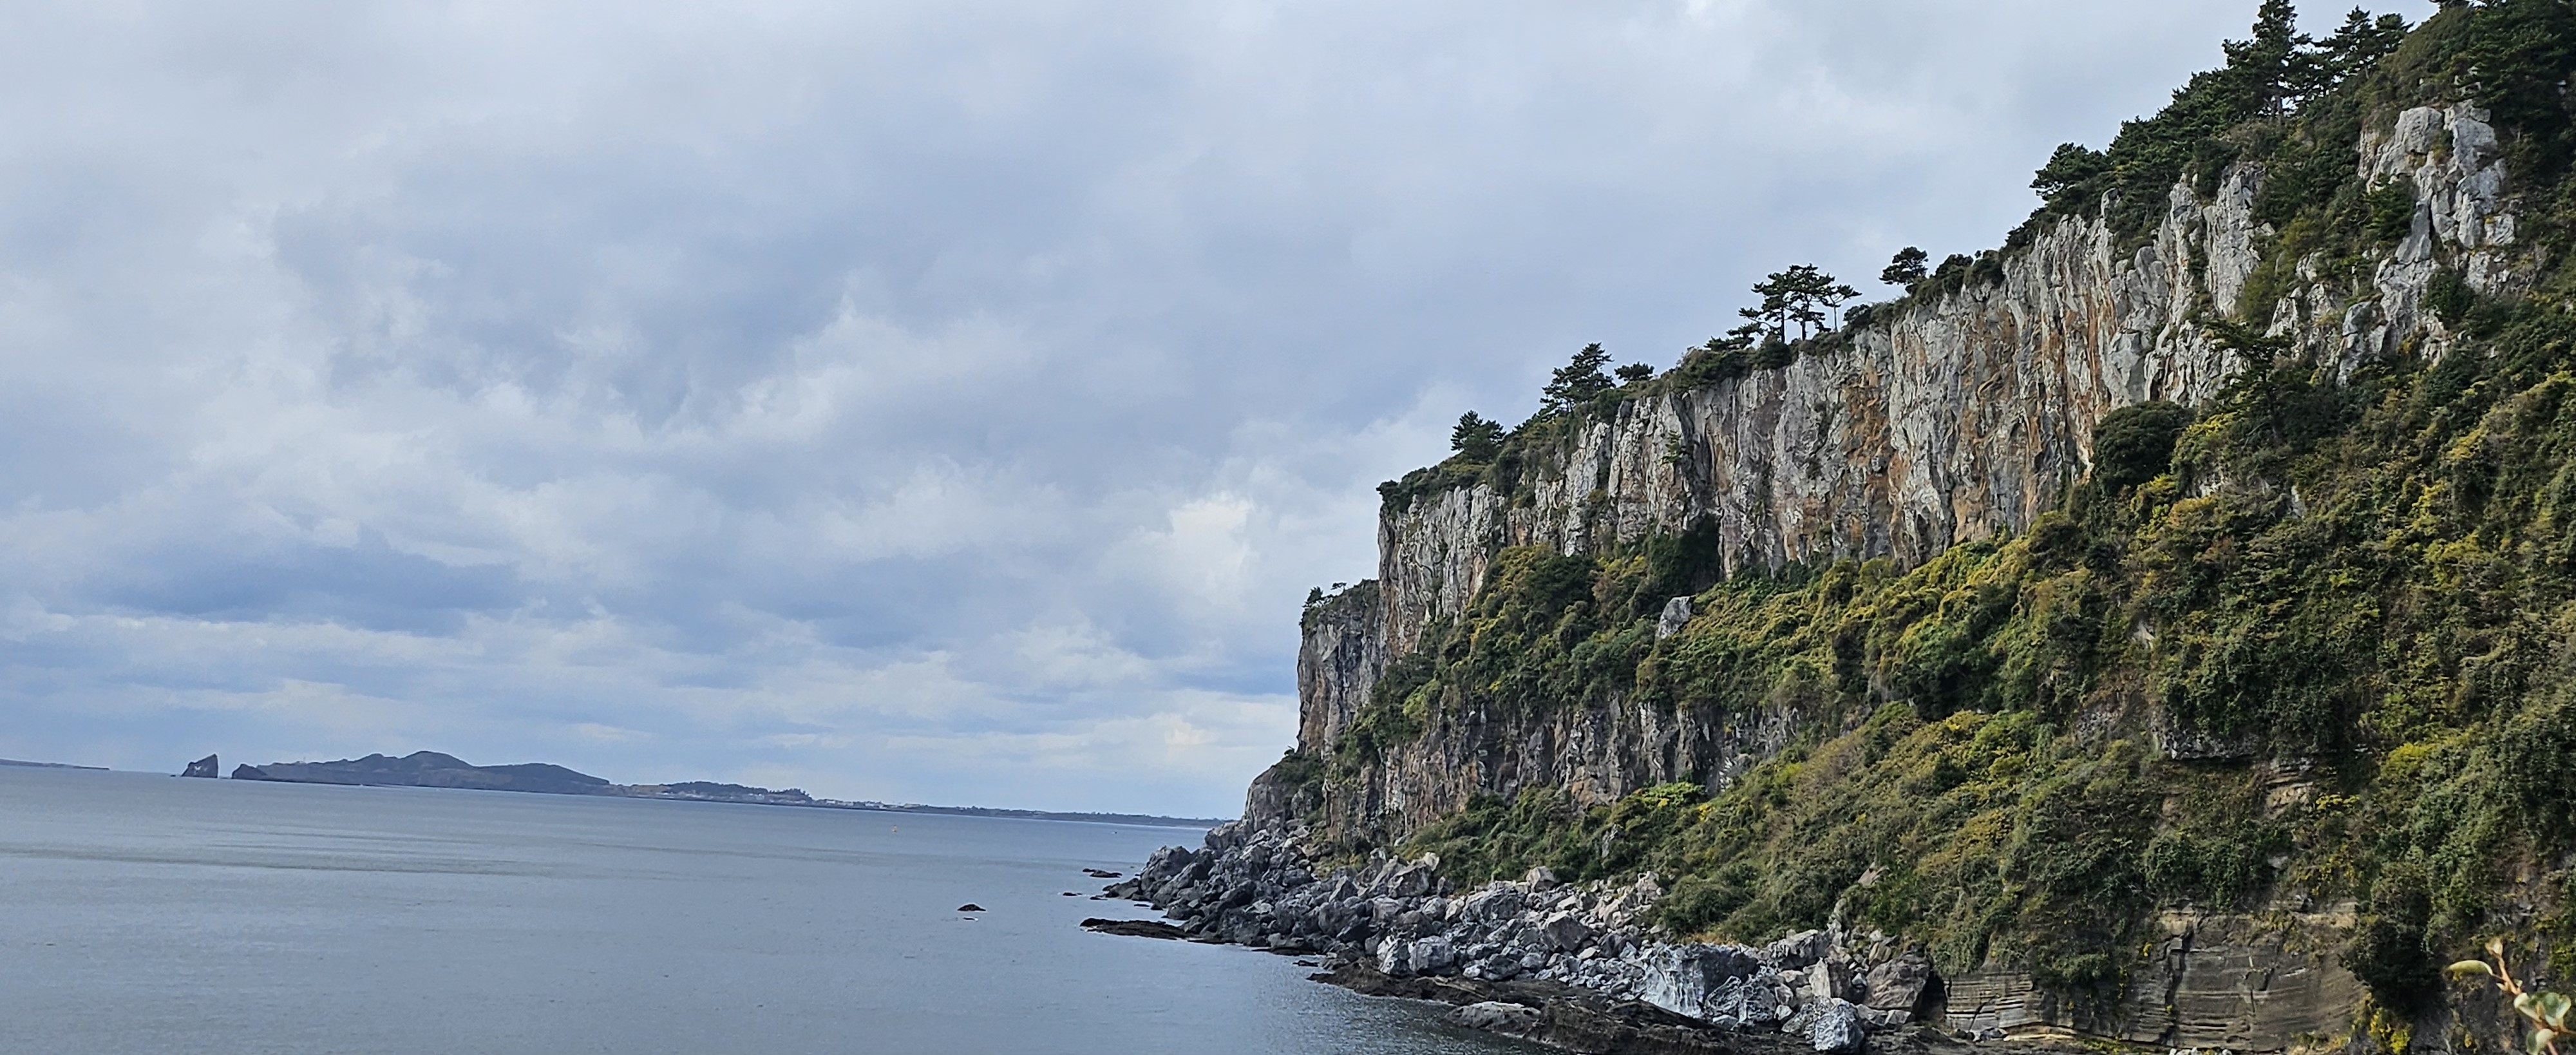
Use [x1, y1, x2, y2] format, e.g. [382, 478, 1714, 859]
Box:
[0, 765, 1533, 1054]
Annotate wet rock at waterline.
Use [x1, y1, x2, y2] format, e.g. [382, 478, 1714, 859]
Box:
[1082, 918, 1189, 940]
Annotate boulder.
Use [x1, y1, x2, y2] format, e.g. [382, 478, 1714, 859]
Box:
[1386, 864, 1435, 898]
[1446, 1001, 1543, 1033]
[1540, 910, 1595, 953]
[1762, 929, 1831, 971]
[1703, 973, 1795, 1030]
[1860, 951, 1934, 1021]
[1459, 887, 1525, 924]
[1640, 943, 1760, 1022]
[1656, 596, 1694, 638]
[1522, 866, 1559, 891]
[1806, 998, 1867, 1054]
[1376, 935, 1410, 976]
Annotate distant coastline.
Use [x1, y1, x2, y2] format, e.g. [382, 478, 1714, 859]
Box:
[0, 757, 107, 771]
[218, 750, 1226, 828]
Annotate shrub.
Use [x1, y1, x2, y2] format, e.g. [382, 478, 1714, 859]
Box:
[2091, 401, 2193, 490]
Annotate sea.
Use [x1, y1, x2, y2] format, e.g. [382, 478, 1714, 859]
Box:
[0, 765, 1538, 1054]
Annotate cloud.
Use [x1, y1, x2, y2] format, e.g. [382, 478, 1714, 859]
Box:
[0, 0, 2435, 814]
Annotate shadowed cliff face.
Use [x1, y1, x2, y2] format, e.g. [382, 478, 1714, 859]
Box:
[1285, 104, 2521, 848]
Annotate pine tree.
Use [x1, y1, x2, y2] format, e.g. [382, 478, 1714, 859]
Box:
[1882, 247, 1929, 288]
[1615, 363, 1655, 385]
[2222, 0, 2313, 115]
[1540, 344, 1615, 413]
[2321, 9, 2409, 78]
[2032, 143, 2112, 209]
[1451, 412, 1504, 461]
[1750, 265, 1862, 339]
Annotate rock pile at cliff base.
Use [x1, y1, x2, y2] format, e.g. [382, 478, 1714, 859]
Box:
[1102, 820, 1987, 1054]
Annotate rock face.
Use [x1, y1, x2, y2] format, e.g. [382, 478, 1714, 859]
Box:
[1224, 104, 2522, 1052]
[180, 754, 218, 779]
[1296, 583, 1385, 756]
[1274, 104, 2521, 847]
[1940, 908, 2365, 1050]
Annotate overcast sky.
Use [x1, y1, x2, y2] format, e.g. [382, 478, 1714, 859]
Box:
[0, 1, 2432, 815]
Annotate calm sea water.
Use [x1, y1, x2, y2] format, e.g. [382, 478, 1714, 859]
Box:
[0, 766, 1535, 1054]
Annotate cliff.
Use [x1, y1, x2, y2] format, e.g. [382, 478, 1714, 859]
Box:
[1229, 7, 2576, 1052]
[1296, 94, 2520, 844]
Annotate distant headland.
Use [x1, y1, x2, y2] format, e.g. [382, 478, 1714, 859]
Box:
[0, 757, 106, 771]
[214, 750, 1226, 828]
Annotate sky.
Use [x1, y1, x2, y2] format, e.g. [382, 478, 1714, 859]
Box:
[0, 0, 2435, 816]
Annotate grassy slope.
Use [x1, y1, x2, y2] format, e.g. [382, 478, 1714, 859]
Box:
[1333, 1, 2576, 1020]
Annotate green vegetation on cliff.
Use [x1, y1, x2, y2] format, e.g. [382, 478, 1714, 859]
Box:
[1334, 0, 2576, 1023]
[1392, 297, 2576, 1005]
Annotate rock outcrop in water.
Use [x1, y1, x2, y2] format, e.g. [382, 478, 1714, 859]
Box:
[180, 754, 218, 778]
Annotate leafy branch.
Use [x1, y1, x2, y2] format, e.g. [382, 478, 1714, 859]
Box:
[2452, 938, 2571, 1055]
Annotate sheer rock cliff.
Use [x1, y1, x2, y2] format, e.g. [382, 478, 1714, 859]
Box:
[1228, 103, 2526, 1051]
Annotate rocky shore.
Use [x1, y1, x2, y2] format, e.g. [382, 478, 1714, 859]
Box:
[1103, 821, 1980, 1054]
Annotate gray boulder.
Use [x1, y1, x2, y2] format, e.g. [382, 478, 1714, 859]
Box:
[1640, 943, 1760, 1021]
[1387, 864, 1435, 898]
[1859, 951, 1934, 1023]
[1656, 596, 1693, 638]
[1459, 887, 1525, 924]
[1446, 1001, 1542, 1032]
[1540, 911, 1595, 952]
[1806, 998, 1867, 1054]
[1375, 935, 1411, 976]
[1762, 929, 1830, 970]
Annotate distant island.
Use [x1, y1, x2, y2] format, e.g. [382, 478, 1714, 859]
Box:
[223, 750, 1224, 827]
[0, 757, 106, 771]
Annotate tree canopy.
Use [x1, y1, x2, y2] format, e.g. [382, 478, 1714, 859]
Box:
[1881, 247, 1929, 289]
[1451, 412, 1504, 461]
[1741, 265, 1860, 342]
[1540, 343, 1615, 413]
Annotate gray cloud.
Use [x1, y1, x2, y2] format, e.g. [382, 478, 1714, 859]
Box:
[0, 1, 2433, 813]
